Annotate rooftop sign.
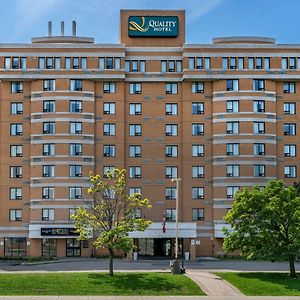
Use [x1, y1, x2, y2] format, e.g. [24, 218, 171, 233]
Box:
[129, 16, 178, 37]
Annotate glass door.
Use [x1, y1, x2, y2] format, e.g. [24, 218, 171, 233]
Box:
[66, 238, 81, 257]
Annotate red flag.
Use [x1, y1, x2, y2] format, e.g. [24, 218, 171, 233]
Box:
[162, 213, 166, 233]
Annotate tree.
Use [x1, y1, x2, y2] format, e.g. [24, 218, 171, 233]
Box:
[72, 168, 151, 276]
[223, 180, 300, 278]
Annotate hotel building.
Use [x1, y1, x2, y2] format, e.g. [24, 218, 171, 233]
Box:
[0, 10, 299, 258]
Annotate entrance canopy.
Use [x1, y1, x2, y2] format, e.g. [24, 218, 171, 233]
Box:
[129, 222, 197, 238]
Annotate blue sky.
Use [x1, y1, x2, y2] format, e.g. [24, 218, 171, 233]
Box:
[2, 0, 300, 44]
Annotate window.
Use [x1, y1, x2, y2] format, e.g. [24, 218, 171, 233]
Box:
[226, 100, 239, 113]
[46, 57, 54, 69]
[248, 57, 254, 69]
[43, 165, 55, 177]
[165, 124, 178, 136]
[165, 209, 176, 221]
[282, 57, 297, 69]
[253, 100, 265, 112]
[188, 57, 203, 69]
[254, 143, 265, 155]
[43, 100, 55, 113]
[284, 144, 296, 157]
[284, 166, 297, 178]
[103, 82, 116, 93]
[103, 166, 115, 178]
[4, 237, 26, 257]
[70, 143, 82, 156]
[284, 102, 296, 115]
[165, 166, 178, 178]
[9, 209, 22, 221]
[254, 165, 265, 177]
[192, 208, 204, 221]
[103, 145, 116, 157]
[106, 57, 113, 70]
[69, 122, 82, 134]
[43, 122, 55, 134]
[103, 102, 116, 114]
[11, 82, 23, 93]
[81, 57, 87, 69]
[192, 82, 204, 93]
[125, 60, 145, 72]
[10, 166, 22, 178]
[43, 79, 55, 91]
[129, 124, 142, 136]
[65, 57, 71, 69]
[129, 83, 142, 94]
[284, 123, 296, 135]
[192, 123, 204, 136]
[69, 187, 82, 199]
[10, 188, 22, 200]
[238, 58, 244, 69]
[70, 165, 82, 177]
[42, 209, 55, 221]
[226, 143, 239, 156]
[4, 57, 11, 69]
[283, 82, 296, 93]
[10, 123, 23, 136]
[256, 57, 263, 69]
[42, 187, 54, 199]
[165, 187, 176, 199]
[192, 144, 204, 157]
[7, 57, 26, 69]
[103, 123, 116, 136]
[253, 122, 265, 134]
[226, 80, 239, 91]
[165, 103, 178, 115]
[166, 145, 178, 157]
[129, 145, 142, 157]
[204, 58, 210, 69]
[192, 187, 204, 199]
[227, 186, 239, 199]
[253, 79, 265, 91]
[43, 144, 55, 156]
[166, 83, 178, 94]
[10, 145, 22, 157]
[161, 60, 182, 72]
[264, 57, 270, 69]
[228, 57, 236, 69]
[129, 187, 141, 196]
[73, 57, 80, 69]
[227, 165, 239, 177]
[192, 166, 204, 178]
[38, 57, 45, 69]
[11, 102, 23, 115]
[70, 79, 82, 91]
[226, 122, 239, 134]
[70, 100, 82, 113]
[129, 103, 142, 115]
[192, 102, 204, 114]
[129, 166, 142, 178]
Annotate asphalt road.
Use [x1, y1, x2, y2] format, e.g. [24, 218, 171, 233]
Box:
[0, 258, 299, 272]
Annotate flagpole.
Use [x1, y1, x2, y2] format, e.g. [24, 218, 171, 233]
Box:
[172, 177, 181, 259]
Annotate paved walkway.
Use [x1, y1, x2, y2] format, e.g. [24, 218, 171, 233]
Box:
[0, 297, 300, 300]
[186, 270, 243, 296]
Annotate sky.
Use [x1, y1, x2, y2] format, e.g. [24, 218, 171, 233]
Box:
[1, 0, 300, 44]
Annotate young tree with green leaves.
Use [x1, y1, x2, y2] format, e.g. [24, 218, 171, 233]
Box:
[72, 168, 151, 276]
[223, 180, 300, 278]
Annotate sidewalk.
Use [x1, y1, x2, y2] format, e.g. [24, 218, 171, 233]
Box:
[185, 271, 243, 296]
[0, 296, 300, 300]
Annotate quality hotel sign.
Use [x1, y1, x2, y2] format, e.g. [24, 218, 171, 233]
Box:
[129, 16, 178, 37]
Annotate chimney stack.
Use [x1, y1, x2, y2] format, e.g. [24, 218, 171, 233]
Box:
[72, 21, 76, 37]
[48, 21, 52, 36]
[61, 21, 65, 36]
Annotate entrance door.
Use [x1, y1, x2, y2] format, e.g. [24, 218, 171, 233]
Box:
[66, 238, 81, 257]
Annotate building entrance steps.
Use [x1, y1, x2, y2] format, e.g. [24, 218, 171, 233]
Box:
[186, 270, 243, 296]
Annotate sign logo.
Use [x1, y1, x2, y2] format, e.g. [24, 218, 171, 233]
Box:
[128, 16, 178, 37]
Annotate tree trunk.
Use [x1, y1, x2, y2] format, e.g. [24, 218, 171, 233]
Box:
[289, 255, 297, 278]
[108, 248, 114, 276]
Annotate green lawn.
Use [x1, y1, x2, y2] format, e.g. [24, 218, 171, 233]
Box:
[215, 272, 300, 296]
[0, 272, 204, 296]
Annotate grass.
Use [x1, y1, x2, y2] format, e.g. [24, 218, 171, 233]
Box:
[0, 272, 204, 296]
[215, 272, 300, 296]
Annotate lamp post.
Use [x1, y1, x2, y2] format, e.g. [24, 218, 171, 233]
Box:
[172, 177, 181, 259]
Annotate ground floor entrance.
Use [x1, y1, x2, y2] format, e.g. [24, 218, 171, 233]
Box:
[137, 238, 184, 257]
[66, 238, 81, 257]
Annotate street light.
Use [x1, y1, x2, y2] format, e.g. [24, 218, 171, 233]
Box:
[172, 177, 181, 259]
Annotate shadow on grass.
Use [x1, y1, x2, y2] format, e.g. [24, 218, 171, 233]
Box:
[88, 273, 179, 293]
[236, 272, 300, 293]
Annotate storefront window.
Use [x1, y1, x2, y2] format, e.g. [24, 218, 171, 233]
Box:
[42, 238, 57, 257]
[4, 237, 27, 257]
